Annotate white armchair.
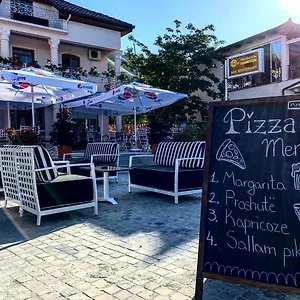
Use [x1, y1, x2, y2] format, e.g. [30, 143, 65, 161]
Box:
[0, 146, 98, 226]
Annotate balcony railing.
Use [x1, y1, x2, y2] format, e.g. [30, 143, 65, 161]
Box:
[0, 0, 63, 30]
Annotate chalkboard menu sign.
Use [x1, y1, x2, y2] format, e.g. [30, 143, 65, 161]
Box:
[195, 97, 300, 299]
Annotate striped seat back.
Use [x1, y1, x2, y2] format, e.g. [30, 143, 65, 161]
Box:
[33, 146, 58, 183]
[154, 141, 205, 169]
[84, 142, 119, 163]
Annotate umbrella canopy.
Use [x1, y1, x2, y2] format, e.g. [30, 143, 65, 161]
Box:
[0, 81, 91, 108]
[0, 68, 97, 126]
[87, 82, 187, 114]
[0, 81, 93, 128]
[1, 68, 97, 94]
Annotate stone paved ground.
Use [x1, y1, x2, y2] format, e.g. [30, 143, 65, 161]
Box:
[0, 173, 299, 300]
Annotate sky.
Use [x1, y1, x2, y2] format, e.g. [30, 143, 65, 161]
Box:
[70, 0, 300, 51]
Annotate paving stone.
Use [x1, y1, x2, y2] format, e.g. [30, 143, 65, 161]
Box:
[103, 284, 122, 295]
[68, 293, 91, 300]
[216, 291, 236, 300]
[155, 286, 174, 296]
[113, 290, 133, 300]
[94, 293, 114, 300]
[170, 292, 190, 300]
[137, 289, 156, 299]
[242, 290, 261, 300]
[128, 285, 147, 295]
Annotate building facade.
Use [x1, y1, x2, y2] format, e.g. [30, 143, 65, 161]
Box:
[211, 19, 300, 102]
[0, 0, 134, 137]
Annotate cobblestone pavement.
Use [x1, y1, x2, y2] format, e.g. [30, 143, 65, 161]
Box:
[0, 173, 299, 300]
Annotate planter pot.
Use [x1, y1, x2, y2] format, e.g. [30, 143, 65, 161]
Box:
[151, 144, 158, 154]
[58, 145, 72, 159]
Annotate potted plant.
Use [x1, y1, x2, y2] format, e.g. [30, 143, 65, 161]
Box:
[148, 117, 171, 154]
[50, 107, 77, 158]
[7, 127, 40, 145]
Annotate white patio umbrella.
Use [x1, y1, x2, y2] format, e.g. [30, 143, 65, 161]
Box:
[1, 68, 97, 126]
[0, 80, 94, 128]
[87, 82, 187, 148]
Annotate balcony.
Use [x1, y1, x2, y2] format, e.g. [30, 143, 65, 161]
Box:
[0, 0, 63, 30]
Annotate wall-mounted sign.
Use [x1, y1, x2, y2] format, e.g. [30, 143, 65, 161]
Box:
[227, 49, 264, 79]
[288, 100, 300, 110]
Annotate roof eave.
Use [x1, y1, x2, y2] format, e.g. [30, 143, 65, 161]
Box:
[221, 19, 300, 54]
[59, 11, 134, 34]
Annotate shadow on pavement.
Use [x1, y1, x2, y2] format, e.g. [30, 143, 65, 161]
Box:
[0, 174, 201, 257]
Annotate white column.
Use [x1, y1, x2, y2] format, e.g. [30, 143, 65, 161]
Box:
[52, 104, 61, 122]
[115, 49, 123, 132]
[48, 38, 60, 66]
[115, 49, 122, 76]
[281, 36, 288, 81]
[44, 106, 53, 140]
[0, 29, 10, 58]
[116, 116, 122, 132]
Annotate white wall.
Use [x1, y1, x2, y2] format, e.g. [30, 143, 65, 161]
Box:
[193, 61, 224, 102]
[9, 35, 109, 73]
[58, 44, 108, 72]
[229, 78, 300, 100]
[65, 21, 121, 50]
[10, 35, 50, 66]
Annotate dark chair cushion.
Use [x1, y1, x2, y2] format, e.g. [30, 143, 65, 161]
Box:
[37, 175, 94, 210]
[130, 165, 204, 192]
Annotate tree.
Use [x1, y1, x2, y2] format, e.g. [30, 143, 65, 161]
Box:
[124, 20, 224, 123]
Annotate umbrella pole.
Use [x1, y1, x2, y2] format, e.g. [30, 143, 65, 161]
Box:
[31, 85, 35, 127]
[7, 102, 10, 128]
[134, 99, 137, 148]
[101, 111, 104, 142]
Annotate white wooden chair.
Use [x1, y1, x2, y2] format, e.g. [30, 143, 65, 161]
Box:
[137, 129, 150, 151]
[0, 146, 98, 226]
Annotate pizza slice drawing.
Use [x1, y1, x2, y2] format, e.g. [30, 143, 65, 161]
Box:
[216, 139, 246, 170]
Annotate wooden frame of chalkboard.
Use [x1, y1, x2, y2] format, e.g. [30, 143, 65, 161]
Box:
[195, 95, 300, 300]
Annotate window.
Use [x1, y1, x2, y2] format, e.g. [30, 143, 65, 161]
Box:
[271, 40, 282, 82]
[228, 40, 282, 91]
[289, 42, 300, 79]
[12, 47, 34, 65]
[62, 54, 80, 68]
